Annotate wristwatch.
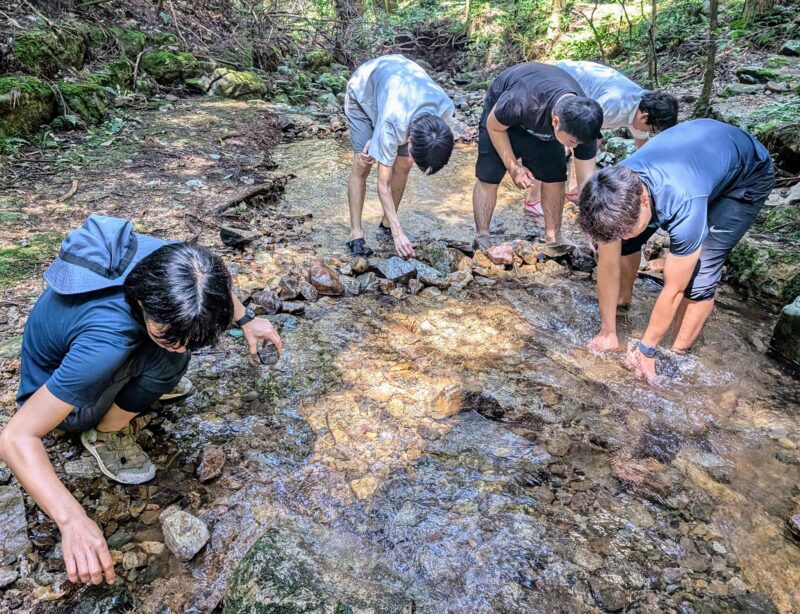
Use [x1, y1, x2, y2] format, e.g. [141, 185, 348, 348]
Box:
[235, 307, 256, 328]
[638, 340, 657, 358]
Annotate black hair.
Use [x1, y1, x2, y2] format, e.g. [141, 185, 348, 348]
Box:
[553, 96, 603, 143]
[124, 243, 233, 350]
[578, 166, 643, 243]
[408, 113, 454, 175]
[638, 92, 679, 133]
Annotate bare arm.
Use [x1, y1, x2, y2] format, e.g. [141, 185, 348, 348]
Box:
[588, 240, 622, 351]
[0, 385, 115, 585]
[573, 157, 597, 193]
[230, 290, 284, 354]
[486, 109, 534, 189]
[640, 249, 701, 347]
[377, 162, 414, 258]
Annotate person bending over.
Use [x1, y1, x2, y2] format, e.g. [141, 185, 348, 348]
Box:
[473, 62, 603, 250]
[0, 215, 283, 586]
[578, 119, 774, 383]
[344, 54, 455, 259]
[523, 60, 679, 209]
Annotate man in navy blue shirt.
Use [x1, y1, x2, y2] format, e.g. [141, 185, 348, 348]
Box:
[0, 215, 283, 586]
[577, 119, 774, 383]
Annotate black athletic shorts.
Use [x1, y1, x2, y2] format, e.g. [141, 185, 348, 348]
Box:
[475, 120, 569, 185]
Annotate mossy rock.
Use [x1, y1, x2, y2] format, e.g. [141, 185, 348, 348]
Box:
[109, 27, 146, 59]
[763, 202, 800, 239]
[148, 31, 179, 48]
[719, 83, 762, 98]
[727, 236, 800, 304]
[139, 51, 202, 85]
[12, 28, 86, 77]
[303, 49, 333, 70]
[89, 57, 135, 90]
[315, 72, 347, 95]
[465, 79, 491, 91]
[85, 25, 107, 49]
[58, 82, 109, 124]
[223, 521, 410, 614]
[207, 68, 268, 99]
[736, 66, 780, 84]
[0, 76, 57, 140]
[770, 296, 800, 366]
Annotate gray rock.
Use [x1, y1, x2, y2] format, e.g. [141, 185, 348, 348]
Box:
[719, 83, 763, 98]
[770, 296, 800, 367]
[766, 80, 791, 93]
[63, 456, 102, 478]
[196, 445, 225, 482]
[278, 275, 301, 300]
[0, 565, 18, 589]
[780, 39, 800, 56]
[0, 485, 30, 557]
[339, 274, 361, 296]
[590, 581, 631, 612]
[280, 301, 305, 315]
[0, 460, 11, 485]
[70, 585, 136, 613]
[298, 280, 319, 301]
[407, 258, 444, 279]
[357, 272, 380, 292]
[220, 225, 260, 248]
[788, 512, 800, 538]
[375, 256, 417, 283]
[160, 507, 210, 561]
[0, 335, 22, 360]
[603, 136, 635, 163]
[250, 290, 283, 315]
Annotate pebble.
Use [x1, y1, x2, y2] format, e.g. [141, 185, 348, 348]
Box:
[431, 384, 465, 419]
[122, 551, 147, 570]
[351, 256, 369, 274]
[547, 436, 571, 457]
[308, 260, 345, 295]
[0, 485, 30, 557]
[349, 476, 379, 500]
[139, 541, 166, 556]
[196, 445, 226, 482]
[777, 437, 796, 450]
[0, 566, 18, 589]
[160, 507, 210, 561]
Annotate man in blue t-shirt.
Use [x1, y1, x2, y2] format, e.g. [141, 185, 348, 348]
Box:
[0, 215, 283, 586]
[577, 119, 774, 383]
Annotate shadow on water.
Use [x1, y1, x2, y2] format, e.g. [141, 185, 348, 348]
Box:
[160, 139, 800, 612]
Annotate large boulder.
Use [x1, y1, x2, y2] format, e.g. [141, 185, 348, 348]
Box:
[315, 72, 348, 95]
[780, 40, 800, 56]
[139, 51, 202, 85]
[11, 28, 85, 77]
[303, 49, 333, 70]
[0, 76, 57, 140]
[58, 82, 109, 124]
[90, 57, 135, 89]
[727, 236, 800, 304]
[109, 28, 146, 59]
[771, 296, 800, 366]
[207, 68, 268, 99]
[223, 520, 410, 613]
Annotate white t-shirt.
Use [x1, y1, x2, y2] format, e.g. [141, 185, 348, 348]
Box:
[555, 60, 649, 140]
[346, 54, 455, 166]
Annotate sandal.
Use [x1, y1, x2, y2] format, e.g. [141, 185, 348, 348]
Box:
[523, 198, 544, 217]
[346, 238, 374, 257]
[565, 191, 580, 204]
[376, 222, 392, 239]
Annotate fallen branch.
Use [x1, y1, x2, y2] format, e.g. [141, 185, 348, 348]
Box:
[58, 179, 79, 202]
[208, 177, 286, 215]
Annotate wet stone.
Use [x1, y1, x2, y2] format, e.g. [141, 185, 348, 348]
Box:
[196, 445, 225, 482]
[308, 261, 344, 296]
[160, 507, 210, 561]
[431, 384, 465, 419]
[0, 486, 30, 557]
[250, 290, 282, 315]
[69, 584, 135, 613]
[106, 530, 132, 549]
[375, 256, 417, 283]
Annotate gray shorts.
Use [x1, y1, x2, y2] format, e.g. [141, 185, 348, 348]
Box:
[58, 343, 190, 433]
[622, 164, 775, 301]
[344, 89, 409, 158]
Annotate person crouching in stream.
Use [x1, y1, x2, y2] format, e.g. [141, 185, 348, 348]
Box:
[0, 215, 283, 586]
[578, 119, 774, 384]
[344, 54, 456, 259]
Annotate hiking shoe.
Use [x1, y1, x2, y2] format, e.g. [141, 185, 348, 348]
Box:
[375, 222, 392, 240]
[81, 426, 156, 484]
[159, 376, 193, 402]
[472, 235, 494, 252]
[346, 238, 374, 257]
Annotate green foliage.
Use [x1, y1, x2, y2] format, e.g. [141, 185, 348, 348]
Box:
[148, 31, 179, 47]
[109, 27, 146, 58]
[139, 51, 202, 85]
[0, 234, 63, 288]
[12, 28, 86, 76]
[57, 82, 109, 124]
[89, 57, 135, 90]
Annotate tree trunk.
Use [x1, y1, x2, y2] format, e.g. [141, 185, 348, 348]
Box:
[647, 0, 658, 87]
[743, 0, 774, 22]
[547, 0, 564, 37]
[694, 0, 718, 116]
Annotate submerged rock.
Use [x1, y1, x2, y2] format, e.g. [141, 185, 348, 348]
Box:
[309, 260, 345, 295]
[0, 485, 30, 557]
[375, 256, 417, 283]
[196, 445, 226, 482]
[223, 520, 410, 613]
[160, 507, 210, 562]
[771, 296, 800, 366]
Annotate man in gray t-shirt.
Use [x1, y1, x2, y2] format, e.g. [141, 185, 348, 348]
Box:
[577, 119, 774, 383]
[344, 54, 455, 258]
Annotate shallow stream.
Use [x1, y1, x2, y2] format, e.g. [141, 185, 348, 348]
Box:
[165, 139, 800, 612]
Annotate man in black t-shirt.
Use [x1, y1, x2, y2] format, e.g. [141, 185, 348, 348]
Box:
[472, 62, 603, 249]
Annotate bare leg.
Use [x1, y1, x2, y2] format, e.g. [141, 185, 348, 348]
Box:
[526, 179, 541, 204]
[347, 154, 373, 240]
[382, 155, 413, 226]
[619, 251, 641, 306]
[473, 179, 499, 239]
[540, 181, 565, 242]
[672, 298, 715, 351]
[96, 403, 138, 433]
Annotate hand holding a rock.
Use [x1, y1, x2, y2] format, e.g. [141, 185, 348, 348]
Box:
[393, 230, 415, 259]
[242, 317, 283, 356]
[587, 332, 619, 353]
[510, 165, 534, 190]
[61, 513, 115, 585]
